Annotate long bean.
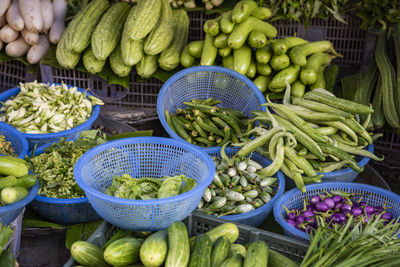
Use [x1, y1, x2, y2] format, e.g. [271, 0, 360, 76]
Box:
[291, 97, 353, 118]
[343, 118, 372, 144]
[283, 159, 306, 192]
[319, 121, 358, 144]
[284, 145, 318, 177]
[331, 133, 358, 147]
[319, 143, 363, 172]
[334, 142, 384, 161]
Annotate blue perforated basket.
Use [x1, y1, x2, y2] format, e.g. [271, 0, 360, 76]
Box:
[0, 181, 38, 225]
[74, 137, 215, 231]
[204, 147, 285, 227]
[273, 182, 400, 242]
[0, 122, 28, 159]
[157, 66, 266, 149]
[0, 83, 101, 150]
[285, 144, 374, 189]
[29, 144, 100, 225]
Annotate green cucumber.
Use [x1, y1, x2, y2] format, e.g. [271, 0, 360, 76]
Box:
[104, 237, 142, 266]
[221, 254, 244, 267]
[270, 54, 290, 71]
[253, 75, 271, 93]
[220, 11, 235, 34]
[268, 65, 300, 92]
[214, 34, 229, 49]
[243, 241, 269, 267]
[71, 241, 109, 267]
[190, 223, 239, 250]
[255, 45, 272, 64]
[246, 60, 257, 79]
[165, 221, 190, 267]
[256, 63, 272, 76]
[0, 156, 28, 177]
[15, 174, 37, 188]
[187, 41, 204, 58]
[272, 37, 308, 55]
[189, 234, 212, 267]
[211, 236, 230, 267]
[0, 176, 16, 190]
[268, 249, 299, 267]
[233, 45, 252, 75]
[228, 243, 247, 258]
[140, 230, 168, 267]
[200, 34, 218, 66]
[219, 47, 232, 58]
[248, 31, 267, 49]
[1, 186, 28, 204]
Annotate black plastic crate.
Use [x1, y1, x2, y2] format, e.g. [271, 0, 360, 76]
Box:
[0, 61, 36, 92]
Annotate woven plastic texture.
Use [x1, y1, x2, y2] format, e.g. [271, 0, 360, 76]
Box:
[0, 122, 28, 159]
[64, 211, 308, 267]
[273, 182, 400, 242]
[74, 137, 215, 231]
[157, 66, 267, 148]
[29, 144, 100, 225]
[0, 181, 38, 225]
[374, 129, 400, 152]
[285, 144, 374, 190]
[6, 208, 24, 258]
[0, 61, 35, 92]
[204, 147, 285, 227]
[0, 84, 101, 150]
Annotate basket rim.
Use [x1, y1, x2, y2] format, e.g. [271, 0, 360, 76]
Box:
[203, 146, 286, 221]
[31, 143, 89, 204]
[0, 181, 39, 214]
[273, 181, 400, 240]
[74, 137, 216, 206]
[320, 144, 374, 178]
[156, 66, 267, 151]
[0, 83, 101, 139]
[0, 121, 29, 159]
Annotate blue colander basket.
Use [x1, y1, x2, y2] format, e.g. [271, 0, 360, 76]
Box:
[74, 137, 215, 231]
[0, 83, 101, 150]
[204, 147, 285, 227]
[284, 144, 375, 190]
[273, 182, 400, 242]
[29, 144, 100, 225]
[157, 66, 266, 149]
[0, 180, 38, 225]
[0, 122, 28, 158]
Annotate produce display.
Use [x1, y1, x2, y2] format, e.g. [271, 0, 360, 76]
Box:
[283, 190, 394, 233]
[0, 135, 16, 157]
[0, 156, 36, 206]
[0, 0, 66, 64]
[165, 98, 251, 147]
[56, 0, 190, 79]
[198, 145, 279, 216]
[181, 0, 341, 96]
[0, 82, 104, 134]
[122, 0, 225, 10]
[105, 174, 197, 200]
[28, 131, 107, 198]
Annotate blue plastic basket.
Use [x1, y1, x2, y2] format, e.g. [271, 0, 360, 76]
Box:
[0, 83, 101, 150]
[157, 66, 267, 149]
[0, 122, 28, 159]
[29, 143, 100, 225]
[204, 147, 285, 227]
[285, 144, 374, 189]
[273, 182, 400, 242]
[0, 181, 38, 225]
[74, 137, 215, 231]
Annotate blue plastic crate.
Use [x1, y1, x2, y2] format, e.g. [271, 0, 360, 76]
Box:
[29, 144, 100, 225]
[0, 122, 28, 159]
[74, 137, 215, 231]
[273, 182, 400, 242]
[0, 83, 101, 150]
[203, 147, 285, 227]
[157, 66, 267, 149]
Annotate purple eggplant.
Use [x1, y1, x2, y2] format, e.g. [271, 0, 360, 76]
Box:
[334, 202, 342, 211]
[287, 219, 297, 227]
[329, 213, 341, 224]
[310, 195, 320, 206]
[296, 215, 306, 224]
[323, 197, 335, 209]
[288, 212, 296, 220]
[359, 201, 366, 207]
[338, 213, 347, 223]
[306, 204, 315, 211]
[316, 202, 329, 212]
[333, 195, 343, 203]
[352, 207, 363, 217]
[305, 217, 315, 223]
[303, 210, 315, 218]
[364, 205, 374, 214]
[382, 212, 393, 221]
[341, 203, 352, 214]
[375, 206, 384, 213]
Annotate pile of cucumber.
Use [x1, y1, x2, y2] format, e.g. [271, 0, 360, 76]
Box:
[181, 0, 341, 97]
[71, 221, 299, 267]
[0, 156, 37, 206]
[165, 98, 252, 147]
[56, 0, 189, 78]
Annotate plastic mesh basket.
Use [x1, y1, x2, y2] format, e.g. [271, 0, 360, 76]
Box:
[0, 83, 101, 150]
[28, 144, 100, 225]
[157, 66, 267, 149]
[285, 144, 374, 190]
[0, 181, 38, 225]
[74, 137, 215, 231]
[0, 122, 28, 159]
[273, 182, 400, 242]
[203, 147, 285, 227]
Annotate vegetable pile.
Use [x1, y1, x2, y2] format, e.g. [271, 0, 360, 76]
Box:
[0, 156, 36, 206]
[0, 135, 16, 157]
[198, 145, 279, 216]
[56, 0, 190, 79]
[28, 131, 107, 198]
[236, 86, 382, 192]
[284, 190, 394, 233]
[0, 0, 66, 64]
[165, 98, 252, 147]
[181, 0, 341, 97]
[0, 82, 104, 134]
[70, 221, 299, 267]
[105, 174, 197, 200]
[122, 0, 225, 10]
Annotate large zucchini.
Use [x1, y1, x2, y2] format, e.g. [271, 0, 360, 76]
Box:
[71, 241, 109, 267]
[109, 46, 132, 77]
[66, 0, 110, 53]
[56, 32, 81, 69]
[165, 221, 190, 267]
[83, 47, 106, 74]
[243, 241, 269, 267]
[140, 230, 168, 267]
[136, 54, 158, 79]
[0, 156, 28, 177]
[144, 0, 173, 55]
[91, 2, 131, 60]
[188, 234, 212, 267]
[123, 0, 162, 41]
[159, 9, 189, 71]
[104, 237, 142, 266]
